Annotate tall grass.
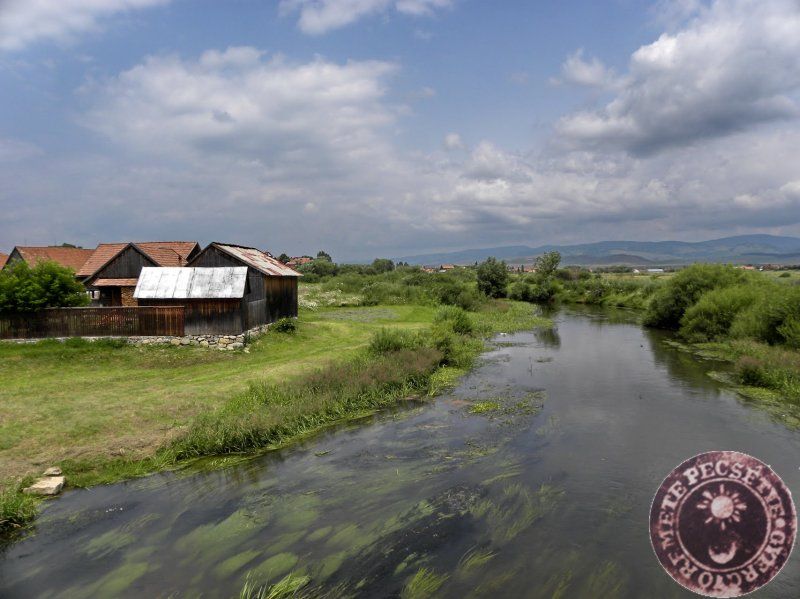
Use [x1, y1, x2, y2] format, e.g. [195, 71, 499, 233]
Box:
[0, 487, 39, 536]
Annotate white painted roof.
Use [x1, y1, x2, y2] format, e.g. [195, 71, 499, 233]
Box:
[134, 267, 248, 299]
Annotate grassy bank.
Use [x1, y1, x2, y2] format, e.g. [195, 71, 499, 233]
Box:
[526, 265, 800, 406]
[0, 291, 548, 537]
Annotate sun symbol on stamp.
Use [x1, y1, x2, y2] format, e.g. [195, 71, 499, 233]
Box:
[650, 451, 796, 597]
[697, 484, 747, 531]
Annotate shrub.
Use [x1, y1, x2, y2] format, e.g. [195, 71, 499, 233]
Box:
[644, 264, 750, 330]
[730, 285, 800, 346]
[779, 272, 791, 278]
[679, 284, 761, 342]
[736, 356, 768, 387]
[476, 257, 509, 298]
[272, 317, 297, 333]
[434, 305, 474, 335]
[0, 260, 89, 313]
[368, 328, 421, 355]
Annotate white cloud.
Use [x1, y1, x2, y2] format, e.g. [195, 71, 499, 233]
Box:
[553, 49, 620, 89]
[556, 0, 800, 155]
[279, 0, 452, 35]
[443, 132, 463, 150]
[0, 0, 170, 52]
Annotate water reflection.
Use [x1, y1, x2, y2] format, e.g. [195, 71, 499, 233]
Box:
[1, 308, 798, 598]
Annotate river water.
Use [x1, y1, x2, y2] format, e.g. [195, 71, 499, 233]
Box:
[1, 307, 799, 598]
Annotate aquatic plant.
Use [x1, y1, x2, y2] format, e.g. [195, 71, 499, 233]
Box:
[239, 572, 310, 599]
[468, 401, 502, 414]
[400, 567, 448, 599]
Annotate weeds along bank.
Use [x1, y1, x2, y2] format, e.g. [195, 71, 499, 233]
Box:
[509, 263, 800, 404]
[0, 268, 549, 538]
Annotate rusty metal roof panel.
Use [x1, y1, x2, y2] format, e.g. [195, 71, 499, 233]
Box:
[134, 267, 248, 299]
[213, 244, 302, 277]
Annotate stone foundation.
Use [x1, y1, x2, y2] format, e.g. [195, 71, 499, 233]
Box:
[127, 323, 272, 350]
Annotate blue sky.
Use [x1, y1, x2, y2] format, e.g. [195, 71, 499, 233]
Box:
[2, 0, 800, 260]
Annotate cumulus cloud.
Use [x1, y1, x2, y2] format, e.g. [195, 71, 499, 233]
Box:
[556, 0, 800, 155]
[552, 49, 620, 89]
[0, 0, 170, 52]
[279, 0, 452, 35]
[82, 47, 400, 179]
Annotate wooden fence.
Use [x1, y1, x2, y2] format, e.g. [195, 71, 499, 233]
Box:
[0, 306, 185, 339]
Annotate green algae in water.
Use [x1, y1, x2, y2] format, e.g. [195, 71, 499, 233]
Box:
[577, 560, 627, 598]
[468, 401, 502, 414]
[472, 483, 565, 544]
[456, 547, 496, 574]
[401, 567, 448, 599]
[240, 571, 310, 599]
[215, 549, 262, 579]
[305, 525, 333, 542]
[249, 552, 300, 583]
[84, 529, 136, 559]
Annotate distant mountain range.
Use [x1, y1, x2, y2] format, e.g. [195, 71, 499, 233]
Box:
[397, 234, 800, 266]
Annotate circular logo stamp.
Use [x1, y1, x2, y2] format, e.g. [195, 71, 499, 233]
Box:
[650, 451, 796, 597]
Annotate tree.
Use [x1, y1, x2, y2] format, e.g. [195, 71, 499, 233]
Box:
[372, 258, 395, 273]
[316, 250, 332, 262]
[277, 253, 290, 264]
[534, 251, 561, 278]
[0, 260, 89, 313]
[476, 257, 509, 298]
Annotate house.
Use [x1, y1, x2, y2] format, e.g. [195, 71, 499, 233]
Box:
[647, 268, 665, 273]
[78, 241, 200, 306]
[4, 246, 94, 273]
[134, 267, 250, 334]
[188, 242, 301, 326]
[439, 264, 456, 271]
[286, 256, 313, 268]
[0, 252, 7, 269]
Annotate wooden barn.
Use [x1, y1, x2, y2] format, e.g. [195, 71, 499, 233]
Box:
[188, 243, 301, 326]
[78, 241, 200, 306]
[134, 267, 249, 334]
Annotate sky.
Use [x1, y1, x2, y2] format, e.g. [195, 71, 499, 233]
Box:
[1, 0, 800, 261]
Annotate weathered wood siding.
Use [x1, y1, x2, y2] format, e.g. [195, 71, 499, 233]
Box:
[93, 246, 157, 279]
[0, 307, 184, 339]
[137, 299, 245, 335]
[191, 245, 297, 326]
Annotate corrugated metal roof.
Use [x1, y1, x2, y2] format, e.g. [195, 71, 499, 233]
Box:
[213, 243, 302, 277]
[94, 278, 140, 287]
[134, 267, 248, 299]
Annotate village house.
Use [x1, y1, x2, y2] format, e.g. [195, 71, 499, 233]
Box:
[78, 242, 200, 306]
[188, 243, 301, 326]
[4, 246, 94, 274]
[134, 267, 251, 335]
[0, 252, 7, 269]
[286, 256, 313, 268]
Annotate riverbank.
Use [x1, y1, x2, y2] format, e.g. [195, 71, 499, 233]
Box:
[0, 299, 549, 538]
[547, 266, 800, 408]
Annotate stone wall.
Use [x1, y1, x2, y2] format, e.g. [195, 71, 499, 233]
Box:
[127, 323, 272, 350]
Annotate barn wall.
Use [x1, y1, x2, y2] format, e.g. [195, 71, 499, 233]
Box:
[94, 246, 156, 279]
[138, 298, 245, 335]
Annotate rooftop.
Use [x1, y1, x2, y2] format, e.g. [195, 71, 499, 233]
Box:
[134, 267, 249, 299]
[204, 243, 302, 277]
[13, 246, 94, 271]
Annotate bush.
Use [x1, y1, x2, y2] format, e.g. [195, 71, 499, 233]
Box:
[736, 356, 768, 387]
[476, 257, 509, 298]
[730, 285, 800, 346]
[368, 328, 421, 355]
[680, 284, 761, 342]
[272, 317, 297, 333]
[0, 260, 89, 313]
[644, 264, 750, 330]
[508, 277, 558, 304]
[434, 305, 474, 335]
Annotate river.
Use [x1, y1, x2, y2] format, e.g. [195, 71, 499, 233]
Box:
[1, 307, 798, 597]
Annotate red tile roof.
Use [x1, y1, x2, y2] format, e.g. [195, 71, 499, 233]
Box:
[0, 252, 7, 268]
[14, 246, 94, 271]
[78, 241, 199, 278]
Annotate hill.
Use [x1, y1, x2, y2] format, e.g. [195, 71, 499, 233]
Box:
[397, 234, 800, 266]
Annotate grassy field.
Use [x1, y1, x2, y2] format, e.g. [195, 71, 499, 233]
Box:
[0, 304, 436, 486]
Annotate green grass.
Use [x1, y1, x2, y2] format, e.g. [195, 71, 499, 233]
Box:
[0, 292, 549, 537]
